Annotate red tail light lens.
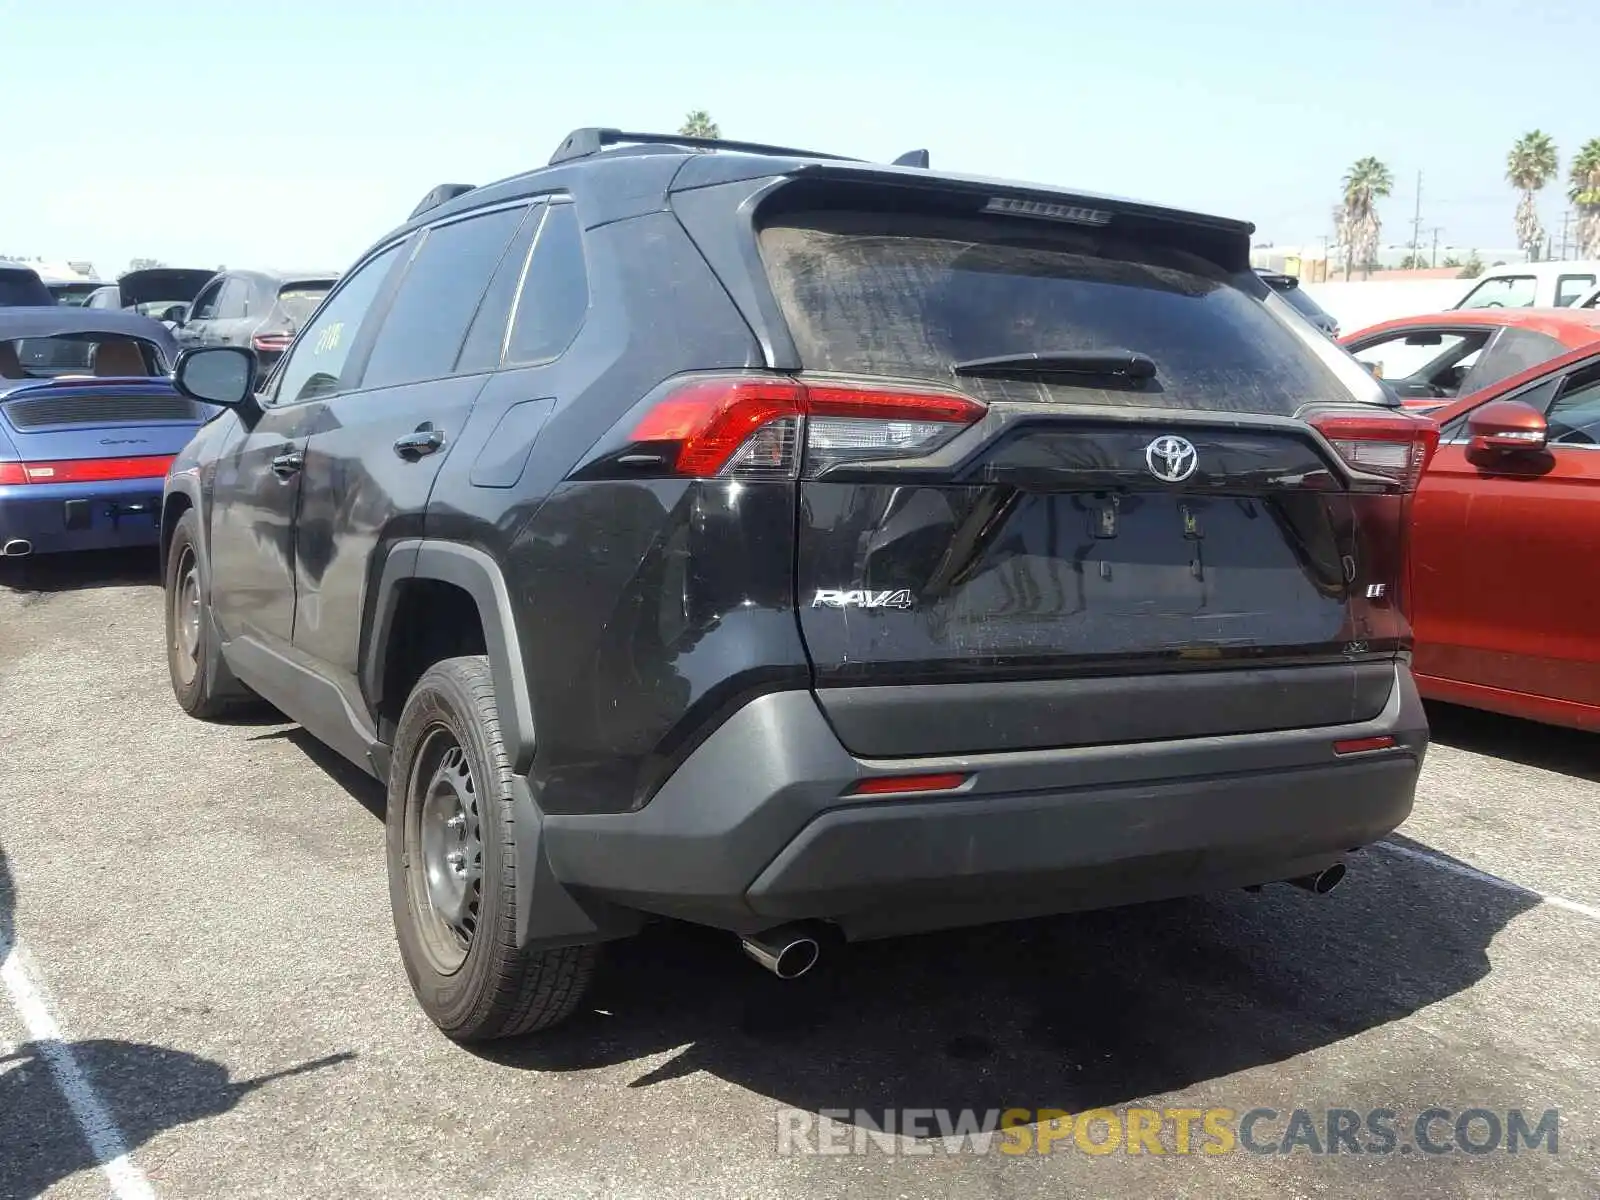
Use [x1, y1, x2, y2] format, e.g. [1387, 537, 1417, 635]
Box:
[252, 332, 294, 353]
[627, 375, 986, 478]
[5, 455, 175, 484]
[1309, 409, 1439, 491]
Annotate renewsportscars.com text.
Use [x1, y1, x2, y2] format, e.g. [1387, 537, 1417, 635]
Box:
[775, 1106, 1561, 1157]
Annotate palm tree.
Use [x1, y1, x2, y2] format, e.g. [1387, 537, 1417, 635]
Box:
[1569, 138, 1600, 258]
[1339, 157, 1394, 280]
[1507, 131, 1558, 261]
[679, 110, 720, 140]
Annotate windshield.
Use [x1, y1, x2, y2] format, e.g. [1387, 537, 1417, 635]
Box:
[760, 212, 1370, 415]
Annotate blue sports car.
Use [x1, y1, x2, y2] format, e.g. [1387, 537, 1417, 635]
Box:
[0, 308, 215, 557]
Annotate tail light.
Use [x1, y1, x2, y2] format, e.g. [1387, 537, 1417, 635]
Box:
[624, 375, 986, 478]
[0, 455, 175, 484]
[252, 331, 294, 353]
[1308, 409, 1439, 492]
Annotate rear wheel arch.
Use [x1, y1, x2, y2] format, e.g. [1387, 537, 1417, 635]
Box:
[366, 541, 535, 772]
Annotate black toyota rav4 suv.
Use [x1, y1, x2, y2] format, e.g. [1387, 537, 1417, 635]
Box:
[162, 128, 1433, 1041]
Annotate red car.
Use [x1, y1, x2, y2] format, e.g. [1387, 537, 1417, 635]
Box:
[1341, 309, 1600, 412]
[1406, 339, 1600, 730]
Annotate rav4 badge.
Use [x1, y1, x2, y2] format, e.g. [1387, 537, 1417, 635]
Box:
[811, 588, 915, 610]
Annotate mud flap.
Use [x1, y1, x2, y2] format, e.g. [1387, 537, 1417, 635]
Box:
[512, 776, 642, 950]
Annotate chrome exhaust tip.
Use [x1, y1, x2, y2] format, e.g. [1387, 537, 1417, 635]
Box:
[1287, 862, 1347, 895]
[1, 539, 31, 558]
[740, 924, 824, 980]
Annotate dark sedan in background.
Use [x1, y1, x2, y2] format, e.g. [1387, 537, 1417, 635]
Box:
[1257, 268, 1339, 337]
[0, 309, 213, 557]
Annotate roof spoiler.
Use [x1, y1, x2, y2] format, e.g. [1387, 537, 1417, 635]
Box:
[547, 127, 930, 170]
[409, 183, 476, 220]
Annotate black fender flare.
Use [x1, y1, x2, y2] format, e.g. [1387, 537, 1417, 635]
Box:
[366, 538, 638, 949]
[365, 539, 536, 775]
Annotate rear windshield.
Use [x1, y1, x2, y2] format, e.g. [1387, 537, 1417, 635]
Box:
[48, 283, 101, 306]
[759, 212, 1367, 414]
[7, 334, 161, 376]
[277, 283, 332, 326]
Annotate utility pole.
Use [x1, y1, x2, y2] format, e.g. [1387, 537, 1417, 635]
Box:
[1410, 170, 1424, 267]
[1560, 210, 1573, 261]
[1430, 226, 1443, 268]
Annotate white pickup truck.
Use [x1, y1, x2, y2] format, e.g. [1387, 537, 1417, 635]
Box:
[1453, 260, 1600, 310]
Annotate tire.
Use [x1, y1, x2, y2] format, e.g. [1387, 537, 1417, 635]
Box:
[163, 508, 260, 719]
[386, 655, 598, 1041]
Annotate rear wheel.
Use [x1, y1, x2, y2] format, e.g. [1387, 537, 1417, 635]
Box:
[386, 655, 598, 1040]
[163, 509, 259, 719]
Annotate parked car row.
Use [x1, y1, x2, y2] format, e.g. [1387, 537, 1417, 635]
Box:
[6, 132, 1598, 1047]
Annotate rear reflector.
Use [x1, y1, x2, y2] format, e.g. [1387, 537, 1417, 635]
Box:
[1309, 410, 1438, 491]
[628, 376, 986, 478]
[1333, 735, 1397, 755]
[4, 455, 175, 484]
[846, 772, 969, 796]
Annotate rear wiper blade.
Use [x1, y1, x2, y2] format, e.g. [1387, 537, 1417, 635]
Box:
[952, 349, 1157, 380]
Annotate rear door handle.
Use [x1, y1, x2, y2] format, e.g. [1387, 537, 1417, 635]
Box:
[271, 449, 304, 477]
[394, 426, 445, 460]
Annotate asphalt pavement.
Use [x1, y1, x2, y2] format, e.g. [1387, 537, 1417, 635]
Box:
[0, 549, 1595, 1199]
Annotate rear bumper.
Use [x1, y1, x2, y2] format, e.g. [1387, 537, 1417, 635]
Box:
[0, 478, 165, 552]
[540, 663, 1428, 941]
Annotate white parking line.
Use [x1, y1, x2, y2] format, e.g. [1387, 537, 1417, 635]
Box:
[1378, 839, 1600, 923]
[0, 933, 156, 1200]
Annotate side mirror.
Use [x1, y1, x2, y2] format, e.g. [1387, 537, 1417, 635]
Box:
[1466, 399, 1548, 459]
[173, 346, 261, 422]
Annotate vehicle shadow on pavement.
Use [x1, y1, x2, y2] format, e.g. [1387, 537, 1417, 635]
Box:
[1426, 700, 1600, 783]
[0, 547, 160, 596]
[0, 842, 355, 1197]
[480, 837, 1538, 1129]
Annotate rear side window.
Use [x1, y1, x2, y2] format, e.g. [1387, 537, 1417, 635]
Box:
[360, 205, 528, 390]
[505, 201, 589, 365]
[758, 212, 1360, 414]
[1556, 274, 1596, 307]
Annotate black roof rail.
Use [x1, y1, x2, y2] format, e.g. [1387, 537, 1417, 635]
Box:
[892, 149, 930, 168]
[409, 183, 476, 220]
[547, 127, 861, 167]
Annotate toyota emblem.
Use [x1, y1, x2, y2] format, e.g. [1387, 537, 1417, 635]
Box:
[1145, 435, 1198, 483]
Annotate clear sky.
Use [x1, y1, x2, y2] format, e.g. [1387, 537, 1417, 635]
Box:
[4, 0, 1597, 276]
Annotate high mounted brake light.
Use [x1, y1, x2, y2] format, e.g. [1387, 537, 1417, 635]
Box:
[1308, 410, 1438, 492]
[626, 376, 986, 478]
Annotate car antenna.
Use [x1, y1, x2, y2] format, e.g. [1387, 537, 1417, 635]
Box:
[892, 150, 930, 168]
